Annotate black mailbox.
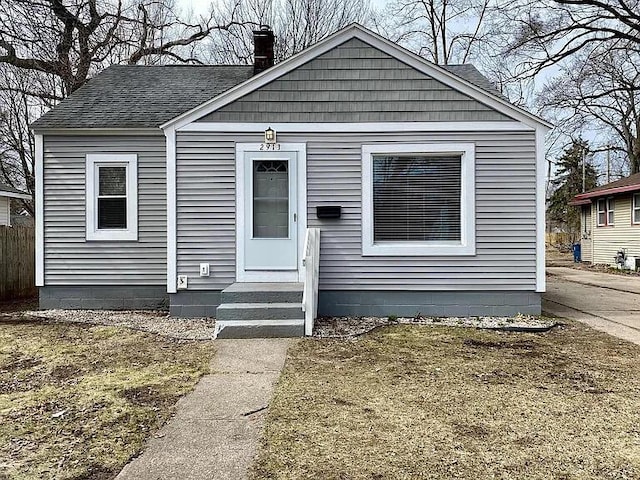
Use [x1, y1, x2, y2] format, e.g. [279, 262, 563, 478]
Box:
[316, 205, 341, 219]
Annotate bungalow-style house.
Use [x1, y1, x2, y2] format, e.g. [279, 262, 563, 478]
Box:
[572, 173, 640, 266]
[31, 24, 550, 337]
[0, 183, 30, 226]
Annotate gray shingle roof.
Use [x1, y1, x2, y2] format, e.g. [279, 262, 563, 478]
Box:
[0, 182, 28, 196]
[443, 64, 504, 98]
[32, 62, 505, 130]
[31, 65, 254, 130]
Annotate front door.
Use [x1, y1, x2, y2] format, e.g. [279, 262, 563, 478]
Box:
[242, 149, 298, 278]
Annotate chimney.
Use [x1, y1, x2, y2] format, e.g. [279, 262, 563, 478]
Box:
[253, 25, 275, 75]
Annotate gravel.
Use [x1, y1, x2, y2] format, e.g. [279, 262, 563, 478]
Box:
[8, 309, 556, 340]
[313, 314, 558, 339]
[14, 309, 216, 340]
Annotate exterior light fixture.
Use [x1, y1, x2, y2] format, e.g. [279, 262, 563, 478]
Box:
[264, 127, 276, 144]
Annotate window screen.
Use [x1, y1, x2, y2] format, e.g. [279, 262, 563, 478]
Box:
[253, 160, 289, 238]
[97, 166, 127, 229]
[373, 155, 461, 242]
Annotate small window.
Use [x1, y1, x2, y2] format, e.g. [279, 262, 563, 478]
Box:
[597, 197, 614, 227]
[86, 154, 138, 241]
[607, 198, 615, 225]
[597, 199, 606, 226]
[362, 143, 475, 256]
[634, 194, 640, 224]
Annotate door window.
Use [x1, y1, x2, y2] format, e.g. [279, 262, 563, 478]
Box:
[253, 160, 289, 238]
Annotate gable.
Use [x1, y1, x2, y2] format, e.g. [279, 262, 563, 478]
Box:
[197, 38, 511, 123]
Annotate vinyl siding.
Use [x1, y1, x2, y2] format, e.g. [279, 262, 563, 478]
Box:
[176, 130, 537, 291]
[198, 38, 510, 123]
[589, 194, 640, 265]
[0, 197, 9, 225]
[43, 135, 167, 285]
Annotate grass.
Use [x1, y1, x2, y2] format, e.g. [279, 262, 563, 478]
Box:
[0, 314, 215, 480]
[251, 321, 640, 480]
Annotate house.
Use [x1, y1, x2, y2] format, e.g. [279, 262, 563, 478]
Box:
[0, 183, 30, 226]
[572, 173, 640, 266]
[31, 24, 550, 337]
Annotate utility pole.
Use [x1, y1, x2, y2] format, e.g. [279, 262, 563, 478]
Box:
[606, 148, 611, 184]
[582, 147, 586, 193]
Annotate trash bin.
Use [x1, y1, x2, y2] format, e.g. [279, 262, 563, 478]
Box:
[573, 243, 581, 262]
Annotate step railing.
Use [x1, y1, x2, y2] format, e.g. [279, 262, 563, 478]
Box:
[301, 228, 320, 336]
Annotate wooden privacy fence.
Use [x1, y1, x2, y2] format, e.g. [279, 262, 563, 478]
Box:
[0, 226, 36, 300]
[546, 232, 578, 247]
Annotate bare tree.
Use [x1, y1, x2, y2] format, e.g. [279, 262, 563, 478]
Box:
[374, 0, 493, 65]
[205, 0, 370, 64]
[0, 0, 250, 214]
[539, 47, 640, 175]
[501, 0, 640, 78]
[0, 0, 247, 95]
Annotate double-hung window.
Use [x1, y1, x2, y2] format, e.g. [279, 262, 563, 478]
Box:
[362, 143, 475, 256]
[633, 194, 640, 224]
[597, 197, 614, 226]
[86, 154, 138, 241]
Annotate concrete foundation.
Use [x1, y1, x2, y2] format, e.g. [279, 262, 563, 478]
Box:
[318, 290, 542, 317]
[169, 291, 221, 317]
[39, 286, 168, 310]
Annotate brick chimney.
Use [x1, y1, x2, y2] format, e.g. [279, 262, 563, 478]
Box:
[253, 25, 275, 75]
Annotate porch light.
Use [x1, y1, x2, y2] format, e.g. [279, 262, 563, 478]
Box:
[264, 127, 276, 144]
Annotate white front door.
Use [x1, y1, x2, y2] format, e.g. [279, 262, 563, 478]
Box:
[236, 143, 306, 282]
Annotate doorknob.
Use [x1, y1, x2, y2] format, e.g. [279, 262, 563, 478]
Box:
[293, 213, 297, 222]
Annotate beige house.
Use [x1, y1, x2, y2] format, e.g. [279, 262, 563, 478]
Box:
[572, 173, 640, 266]
[0, 183, 30, 226]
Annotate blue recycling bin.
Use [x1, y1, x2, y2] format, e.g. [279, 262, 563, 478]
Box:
[573, 243, 581, 262]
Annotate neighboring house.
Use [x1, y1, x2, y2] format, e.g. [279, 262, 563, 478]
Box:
[31, 24, 550, 337]
[572, 173, 640, 266]
[0, 183, 30, 226]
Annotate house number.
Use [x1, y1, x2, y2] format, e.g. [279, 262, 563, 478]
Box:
[259, 143, 281, 151]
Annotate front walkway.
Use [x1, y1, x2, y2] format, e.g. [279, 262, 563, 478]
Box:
[116, 338, 293, 480]
[544, 268, 640, 346]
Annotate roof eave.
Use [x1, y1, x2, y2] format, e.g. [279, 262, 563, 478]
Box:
[31, 127, 163, 135]
[574, 183, 640, 201]
[0, 191, 31, 200]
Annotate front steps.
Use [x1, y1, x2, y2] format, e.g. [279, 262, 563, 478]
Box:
[214, 282, 304, 338]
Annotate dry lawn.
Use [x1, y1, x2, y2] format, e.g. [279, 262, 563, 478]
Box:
[252, 322, 640, 480]
[0, 314, 215, 480]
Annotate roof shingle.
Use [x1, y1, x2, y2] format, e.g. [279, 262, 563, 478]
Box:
[31, 62, 505, 130]
[31, 65, 254, 130]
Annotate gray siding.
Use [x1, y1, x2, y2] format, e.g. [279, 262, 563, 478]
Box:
[43, 135, 167, 285]
[0, 197, 9, 225]
[176, 130, 537, 291]
[198, 38, 510, 123]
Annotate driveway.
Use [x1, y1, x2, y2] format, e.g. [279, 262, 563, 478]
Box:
[544, 266, 640, 345]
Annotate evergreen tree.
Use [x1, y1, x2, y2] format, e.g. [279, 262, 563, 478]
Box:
[547, 139, 598, 234]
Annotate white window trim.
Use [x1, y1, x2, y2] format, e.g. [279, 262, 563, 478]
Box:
[634, 194, 640, 225]
[597, 198, 607, 226]
[85, 154, 138, 241]
[361, 143, 476, 256]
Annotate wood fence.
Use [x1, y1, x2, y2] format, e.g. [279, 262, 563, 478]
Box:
[0, 226, 36, 300]
[545, 232, 578, 247]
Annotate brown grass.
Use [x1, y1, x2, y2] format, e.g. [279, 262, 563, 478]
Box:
[0, 314, 215, 480]
[251, 321, 640, 480]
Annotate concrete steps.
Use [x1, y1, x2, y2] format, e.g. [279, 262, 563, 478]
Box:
[215, 282, 304, 338]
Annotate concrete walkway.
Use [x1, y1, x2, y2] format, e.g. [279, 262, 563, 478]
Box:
[544, 272, 640, 346]
[547, 266, 640, 294]
[116, 338, 293, 480]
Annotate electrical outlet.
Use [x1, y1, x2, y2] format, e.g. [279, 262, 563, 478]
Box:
[177, 275, 188, 290]
[199, 263, 210, 277]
